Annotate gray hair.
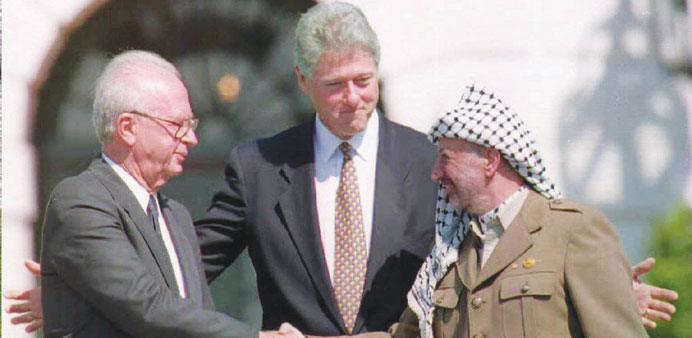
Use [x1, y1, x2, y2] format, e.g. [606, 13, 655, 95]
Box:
[92, 50, 182, 143]
[295, 1, 380, 79]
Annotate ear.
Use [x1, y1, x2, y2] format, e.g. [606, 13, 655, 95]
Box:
[483, 147, 502, 177]
[116, 113, 137, 147]
[295, 66, 309, 94]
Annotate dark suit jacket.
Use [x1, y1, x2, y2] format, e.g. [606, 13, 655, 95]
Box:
[41, 157, 254, 338]
[196, 114, 438, 335]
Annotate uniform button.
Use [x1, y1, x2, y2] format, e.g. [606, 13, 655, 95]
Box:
[522, 257, 536, 269]
[521, 283, 530, 293]
[473, 333, 486, 338]
[471, 296, 483, 309]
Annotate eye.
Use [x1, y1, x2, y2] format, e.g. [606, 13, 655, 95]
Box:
[355, 76, 372, 85]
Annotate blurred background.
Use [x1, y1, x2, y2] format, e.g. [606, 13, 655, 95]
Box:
[2, 0, 691, 337]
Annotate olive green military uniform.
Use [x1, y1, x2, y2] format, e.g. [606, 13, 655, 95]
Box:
[356, 190, 648, 338]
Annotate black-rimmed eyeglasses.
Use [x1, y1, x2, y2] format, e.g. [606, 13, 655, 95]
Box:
[129, 111, 199, 139]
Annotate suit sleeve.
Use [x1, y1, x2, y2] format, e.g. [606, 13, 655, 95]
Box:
[42, 180, 256, 338]
[195, 146, 250, 282]
[563, 207, 648, 338]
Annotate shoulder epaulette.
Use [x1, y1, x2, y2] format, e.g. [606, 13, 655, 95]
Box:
[548, 198, 583, 213]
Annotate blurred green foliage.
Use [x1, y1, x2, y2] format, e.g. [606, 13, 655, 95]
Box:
[648, 203, 692, 338]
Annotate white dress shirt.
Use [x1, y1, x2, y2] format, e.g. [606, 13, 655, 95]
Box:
[314, 113, 379, 284]
[103, 154, 187, 298]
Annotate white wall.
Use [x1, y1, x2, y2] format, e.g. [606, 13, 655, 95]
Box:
[2, 1, 99, 336]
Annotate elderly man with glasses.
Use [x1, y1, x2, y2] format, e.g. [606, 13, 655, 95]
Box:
[32, 50, 295, 338]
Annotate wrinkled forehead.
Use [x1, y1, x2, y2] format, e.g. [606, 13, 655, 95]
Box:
[137, 74, 190, 114]
[437, 137, 480, 152]
[315, 47, 378, 72]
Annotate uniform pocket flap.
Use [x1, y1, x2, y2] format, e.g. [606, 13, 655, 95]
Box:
[433, 287, 460, 309]
[500, 272, 555, 300]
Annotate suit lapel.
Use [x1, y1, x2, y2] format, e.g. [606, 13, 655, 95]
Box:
[274, 121, 345, 332]
[89, 157, 178, 291]
[475, 191, 545, 287]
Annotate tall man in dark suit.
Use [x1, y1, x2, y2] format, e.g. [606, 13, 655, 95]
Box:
[194, 2, 438, 336]
[37, 50, 290, 338]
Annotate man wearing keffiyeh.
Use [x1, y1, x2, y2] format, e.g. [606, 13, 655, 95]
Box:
[342, 83, 651, 338]
[403, 83, 649, 337]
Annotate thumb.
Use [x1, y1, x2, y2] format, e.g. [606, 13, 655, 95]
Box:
[25, 260, 41, 275]
[631, 257, 655, 279]
[278, 323, 294, 333]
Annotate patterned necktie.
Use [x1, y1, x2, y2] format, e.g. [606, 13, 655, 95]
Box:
[334, 142, 368, 333]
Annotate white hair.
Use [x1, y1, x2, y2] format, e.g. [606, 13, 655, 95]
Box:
[92, 50, 182, 143]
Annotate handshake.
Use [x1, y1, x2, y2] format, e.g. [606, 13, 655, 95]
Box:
[260, 323, 306, 338]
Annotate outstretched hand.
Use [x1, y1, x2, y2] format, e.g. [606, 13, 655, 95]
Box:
[4, 260, 43, 333]
[631, 257, 678, 329]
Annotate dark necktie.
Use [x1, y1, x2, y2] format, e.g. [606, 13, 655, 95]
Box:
[147, 194, 160, 233]
[146, 194, 184, 296]
[333, 142, 367, 333]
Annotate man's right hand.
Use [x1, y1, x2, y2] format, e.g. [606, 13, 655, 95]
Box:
[4, 260, 43, 333]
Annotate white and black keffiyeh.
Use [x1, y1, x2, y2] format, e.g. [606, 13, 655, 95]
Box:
[407, 83, 562, 338]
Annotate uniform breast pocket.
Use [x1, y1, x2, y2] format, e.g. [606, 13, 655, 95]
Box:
[432, 287, 461, 337]
[499, 272, 555, 338]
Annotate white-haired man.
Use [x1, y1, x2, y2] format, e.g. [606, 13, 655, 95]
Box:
[27, 50, 293, 338]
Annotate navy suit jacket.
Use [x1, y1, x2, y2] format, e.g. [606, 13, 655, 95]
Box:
[196, 114, 437, 335]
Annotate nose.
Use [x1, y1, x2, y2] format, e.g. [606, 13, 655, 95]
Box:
[431, 157, 443, 182]
[181, 128, 199, 147]
[343, 81, 360, 107]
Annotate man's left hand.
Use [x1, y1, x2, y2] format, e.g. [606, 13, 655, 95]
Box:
[632, 257, 678, 329]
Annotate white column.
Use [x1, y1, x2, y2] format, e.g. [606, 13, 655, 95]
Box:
[2, 1, 97, 336]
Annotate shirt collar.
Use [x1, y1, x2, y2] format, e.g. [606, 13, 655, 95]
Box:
[478, 184, 530, 232]
[314, 110, 379, 164]
[103, 153, 153, 212]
